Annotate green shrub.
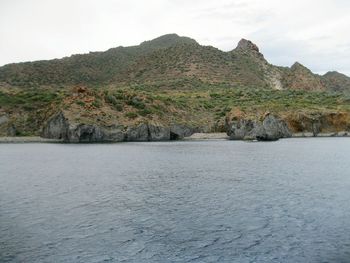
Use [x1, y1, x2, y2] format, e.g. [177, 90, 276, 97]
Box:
[125, 112, 138, 119]
[76, 100, 85, 106]
[92, 98, 102, 108]
[127, 96, 146, 109]
[138, 108, 152, 116]
[105, 94, 123, 111]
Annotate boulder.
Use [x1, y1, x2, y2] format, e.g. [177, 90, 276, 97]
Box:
[258, 114, 292, 141]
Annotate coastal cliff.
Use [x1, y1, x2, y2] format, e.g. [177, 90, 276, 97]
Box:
[41, 111, 194, 142]
[225, 110, 350, 141]
[1, 34, 350, 142]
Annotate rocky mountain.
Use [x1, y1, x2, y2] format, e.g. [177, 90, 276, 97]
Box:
[322, 71, 350, 93]
[0, 34, 350, 141]
[1, 34, 349, 92]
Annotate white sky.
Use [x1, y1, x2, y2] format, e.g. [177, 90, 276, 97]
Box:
[0, 0, 349, 75]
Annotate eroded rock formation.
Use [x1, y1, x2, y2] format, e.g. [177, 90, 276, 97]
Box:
[42, 112, 194, 142]
[226, 114, 292, 141]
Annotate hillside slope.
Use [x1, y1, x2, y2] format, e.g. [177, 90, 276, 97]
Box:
[0, 34, 350, 141]
[0, 34, 349, 92]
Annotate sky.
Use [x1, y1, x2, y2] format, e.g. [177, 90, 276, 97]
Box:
[0, 0, 350, 75]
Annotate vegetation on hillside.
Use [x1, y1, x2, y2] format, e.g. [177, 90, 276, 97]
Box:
[0, 34, 350, 137]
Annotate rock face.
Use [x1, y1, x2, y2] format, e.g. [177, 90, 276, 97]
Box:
[66, 124, 125, 143]
[41, 112, 68, 139]
[148, 125, 170, 141]
[226, 114, 292, 141]
[285, 112, 350, 136]
[125, 123, 192, 141]
[170, 124, 194, 139]
[42, 112, 194, 142]
[126, 124, 149, 141]
[0, 115, 17, 136]
[236, 39, 260, 53]
[42, 112, 125, 142]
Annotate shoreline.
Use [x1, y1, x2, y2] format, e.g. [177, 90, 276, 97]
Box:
[0, 137, 63, 143]
[0, 132, 350, 143]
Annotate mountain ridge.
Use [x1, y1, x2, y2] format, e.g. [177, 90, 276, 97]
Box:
[0, 34, 349, 92]
[1, 34, 350, 141]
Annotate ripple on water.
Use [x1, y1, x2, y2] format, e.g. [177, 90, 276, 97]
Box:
[1, 139, 350, 262]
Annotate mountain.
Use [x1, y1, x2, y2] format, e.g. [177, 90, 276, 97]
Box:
[322, 71, 350, 93]
[1, 33, 349, 92]
[282, 62, 326, 91]
[0, 34, 197, 87]
[1, 34, 350, 141]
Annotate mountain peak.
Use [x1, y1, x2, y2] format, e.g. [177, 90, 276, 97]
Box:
[235, 39, 260, 52]
[291, 62, 311, 72]
[140, 34, 198, 49]
[324, 71, 343, 77]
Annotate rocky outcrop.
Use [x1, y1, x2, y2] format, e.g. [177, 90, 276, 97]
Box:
[148, 125, 170, 141]
[126, 124, 149, 141]
[42, 112, 194, 142]
[66, 124, 125, 143]
[285, 112, 350, 136]
[226, 114, 292, 141]
[41, 112, 68, 139]
[125, 123, 193, 141]
[235, 39, 260, 53]
[170, 124, 194, 139]
[42, 112, 125, 142]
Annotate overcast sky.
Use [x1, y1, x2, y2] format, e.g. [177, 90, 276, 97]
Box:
[1, 0, 349, 75]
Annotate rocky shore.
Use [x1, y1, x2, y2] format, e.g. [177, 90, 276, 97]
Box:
[1, 110, 349, 143]
[41, 111, 196, 143]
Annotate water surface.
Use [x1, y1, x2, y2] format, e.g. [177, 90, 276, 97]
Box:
[1, 139, 350, 262]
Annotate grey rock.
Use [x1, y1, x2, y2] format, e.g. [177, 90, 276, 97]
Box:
[170, 124, 193, 140]
[227, 119, 259, 140]
[42, 112, 124, 142]
[7, 125, 17, 136]
[126, 124, 149, 141]
[227, 114, 291, 141]
[42, 112, 68, 139]
[0, 115, 9, 126]
[43, 112, 193, 142]
[149, 125, 170, 141]
[258, 114, 292, 141]
[126, 124, 172, 141]
[66, 124, 124, 143]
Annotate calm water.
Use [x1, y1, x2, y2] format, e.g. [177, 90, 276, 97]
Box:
[1, 139, 350, 263]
